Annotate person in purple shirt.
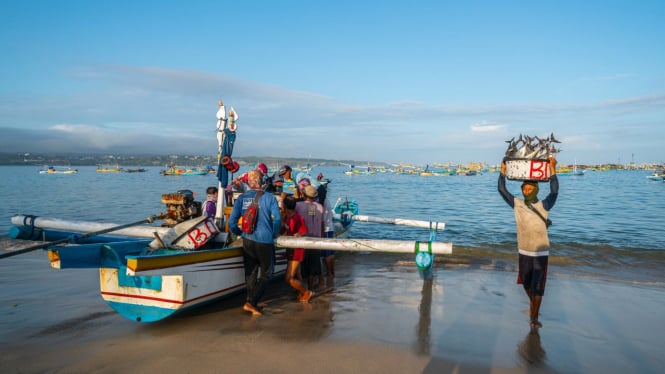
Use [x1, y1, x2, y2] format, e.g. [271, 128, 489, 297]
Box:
[201, 186, 218, 218]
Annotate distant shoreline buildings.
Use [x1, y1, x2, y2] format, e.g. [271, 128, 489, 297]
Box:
[0, 152, 662, 171]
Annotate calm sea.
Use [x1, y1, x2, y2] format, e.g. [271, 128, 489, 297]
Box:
[1, 165, 664, 284]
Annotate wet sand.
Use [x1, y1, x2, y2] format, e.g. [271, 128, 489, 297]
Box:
[1, 251, 664, 373]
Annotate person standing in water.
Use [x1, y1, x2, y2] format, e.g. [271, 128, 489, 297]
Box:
[229, 170, 282, 316]
[498, 157, 558, 329]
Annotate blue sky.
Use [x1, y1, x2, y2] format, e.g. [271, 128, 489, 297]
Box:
[1, 1, 664, 165]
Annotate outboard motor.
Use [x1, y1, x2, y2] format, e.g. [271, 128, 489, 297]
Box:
[160, 189, 202, 226]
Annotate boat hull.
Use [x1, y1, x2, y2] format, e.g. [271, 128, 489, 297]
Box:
[101, 246, 287, 322]
[46, 239, 287, 322]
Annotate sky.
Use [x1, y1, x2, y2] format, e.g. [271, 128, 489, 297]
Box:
[1, 1, 664, 166]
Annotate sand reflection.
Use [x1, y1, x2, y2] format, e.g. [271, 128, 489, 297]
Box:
[414, 277, 433, 355]
[517, 329, 547, 368]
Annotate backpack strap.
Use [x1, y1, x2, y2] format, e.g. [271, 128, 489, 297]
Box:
[526, 203, 552, 228]
[252, 190, 263, 206]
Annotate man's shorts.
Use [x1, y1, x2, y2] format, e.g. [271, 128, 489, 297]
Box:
[322, 231, 335, 257]
[517, 254, 548, 296]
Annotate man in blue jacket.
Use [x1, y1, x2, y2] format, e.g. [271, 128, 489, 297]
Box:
[498, 157, 558, 330]
[229, 170, 282, 316]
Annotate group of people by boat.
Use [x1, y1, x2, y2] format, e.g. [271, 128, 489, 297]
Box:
[200, 161, 337, 316]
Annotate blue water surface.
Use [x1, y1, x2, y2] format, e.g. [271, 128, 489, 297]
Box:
[1, 165, 664, 282]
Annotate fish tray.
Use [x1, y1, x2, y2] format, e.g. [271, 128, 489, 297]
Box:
[505, 158, 551, 181]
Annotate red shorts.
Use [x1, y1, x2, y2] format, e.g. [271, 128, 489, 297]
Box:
[286, 248, 304, 262]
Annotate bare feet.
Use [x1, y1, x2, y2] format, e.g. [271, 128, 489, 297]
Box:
[299, 290, 314, 303]
[243, 302, 262, 316]
[530, 319, 542, 329]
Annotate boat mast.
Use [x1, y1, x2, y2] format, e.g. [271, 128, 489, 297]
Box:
[214, 100, 227, 230]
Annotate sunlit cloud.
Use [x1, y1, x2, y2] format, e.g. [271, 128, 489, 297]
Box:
[470, 123, 506, 133]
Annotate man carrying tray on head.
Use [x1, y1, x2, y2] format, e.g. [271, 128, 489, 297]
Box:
[498, 156, 559, 330]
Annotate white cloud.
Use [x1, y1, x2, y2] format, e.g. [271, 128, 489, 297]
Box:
[470, 123, 506, 133]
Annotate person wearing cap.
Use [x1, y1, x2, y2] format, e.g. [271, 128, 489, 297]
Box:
[295, 185, 325, 291]
[228, 170, 282, 316]
[255, 163, 271, 191]
[498, 156, 558, 330]
[278, 165, 296, 198]
[256, 163, 268, 175]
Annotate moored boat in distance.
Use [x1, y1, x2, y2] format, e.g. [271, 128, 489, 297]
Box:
[124, 168, 147, 173]
[39, 165, 78, 174]
[646, 170, 664, 181]
[160, 166, 208, 176]
[96, 165, 123, 173]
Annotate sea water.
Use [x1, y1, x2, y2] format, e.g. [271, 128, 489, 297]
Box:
[1, 165, 664, 283]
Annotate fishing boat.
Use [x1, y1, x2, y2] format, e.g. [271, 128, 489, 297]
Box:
[556, 167, 571, 176]
[96, 165, 123, 173]
[6, 201, 452, 323]
[646, 171, 664, 181]
[124, 168, 147, 173]
[6, 194, 359, 322]
[572, 160, 585, 176]
[160, 167, 208, 176]
[39, 166, 78, 174]
[3, 101, 453, 323]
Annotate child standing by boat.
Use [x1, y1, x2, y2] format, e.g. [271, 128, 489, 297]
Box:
[201, 186, 218, 217]
[281, 195, 313, 302]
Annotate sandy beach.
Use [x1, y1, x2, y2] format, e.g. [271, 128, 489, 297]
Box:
[1, 251, 664, 373]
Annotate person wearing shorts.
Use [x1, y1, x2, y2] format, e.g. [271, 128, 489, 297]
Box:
[498, 157, 558, 329]
[281, 195, 313, 303]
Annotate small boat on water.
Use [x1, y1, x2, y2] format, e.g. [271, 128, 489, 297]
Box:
[572, 161, 585, 176]
[124, 168, 147, 173]
[646, 171, 664, 181]
[97, 165, 123, 173]
[160, 167, 208, 176]
[39, 166, 78, 174]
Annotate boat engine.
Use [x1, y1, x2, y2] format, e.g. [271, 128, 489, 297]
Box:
[160, 189, 202, 226]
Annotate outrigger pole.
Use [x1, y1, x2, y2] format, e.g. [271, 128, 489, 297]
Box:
[333, 214, 446, 230]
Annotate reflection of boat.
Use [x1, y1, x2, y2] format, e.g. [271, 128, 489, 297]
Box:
[39, 166, 78, 174]
[124, 168, 147, 173]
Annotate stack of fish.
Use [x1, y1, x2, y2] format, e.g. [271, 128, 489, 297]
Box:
[504, 133, 561, 160]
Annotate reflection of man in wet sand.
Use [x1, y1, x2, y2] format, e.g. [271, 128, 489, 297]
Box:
[498, 157, 558, 329]
[518, 330, 546, 367]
